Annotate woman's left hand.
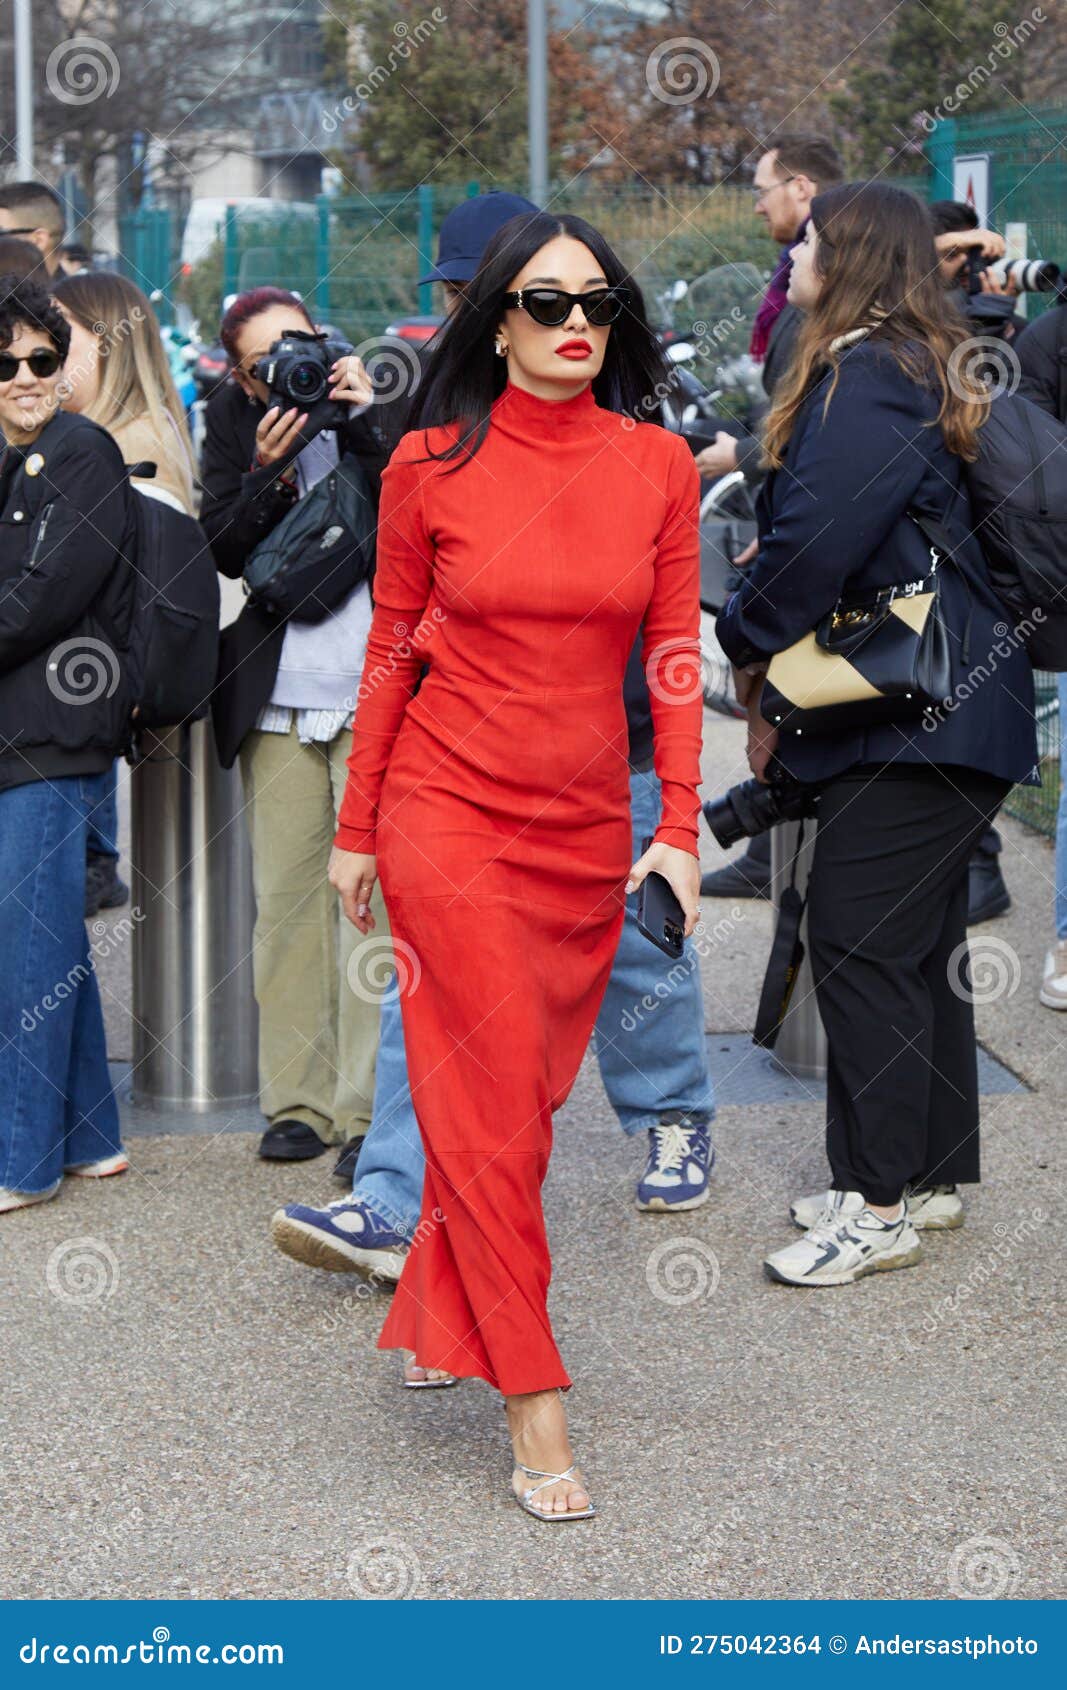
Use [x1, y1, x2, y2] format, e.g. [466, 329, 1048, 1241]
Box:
[329, 353, 375, 407]
[625, 840, 701, 938]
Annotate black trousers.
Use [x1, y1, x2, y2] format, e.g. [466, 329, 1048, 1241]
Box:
[805, 764, 1011, 1206]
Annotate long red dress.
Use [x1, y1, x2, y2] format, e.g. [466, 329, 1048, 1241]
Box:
[334, 380, 702, 1394]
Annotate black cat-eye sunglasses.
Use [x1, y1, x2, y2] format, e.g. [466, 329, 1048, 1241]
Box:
[500, 286, 631, 328]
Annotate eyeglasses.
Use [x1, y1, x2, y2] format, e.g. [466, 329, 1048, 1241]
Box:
[501, 286, 630, 327]
[751, 174, 798, 203]
[0, 347, 63, 382]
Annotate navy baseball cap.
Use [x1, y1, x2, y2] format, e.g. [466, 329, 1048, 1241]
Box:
[419, 190, 539, 285]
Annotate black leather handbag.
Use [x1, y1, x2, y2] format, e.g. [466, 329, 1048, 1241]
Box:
[761, 518, 954, 738]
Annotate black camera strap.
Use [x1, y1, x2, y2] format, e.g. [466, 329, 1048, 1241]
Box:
[753, 821, 809, 1050]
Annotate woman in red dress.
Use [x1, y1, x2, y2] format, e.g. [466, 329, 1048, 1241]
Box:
[330, 212, 702, 1521]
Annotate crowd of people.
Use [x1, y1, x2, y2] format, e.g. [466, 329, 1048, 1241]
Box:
[0, 148, 1060, 1520]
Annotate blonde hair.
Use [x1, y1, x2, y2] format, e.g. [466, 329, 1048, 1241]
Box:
[52, 271, 196, 508]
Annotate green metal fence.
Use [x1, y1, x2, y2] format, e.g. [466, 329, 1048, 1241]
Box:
[199, 178, 774, 346]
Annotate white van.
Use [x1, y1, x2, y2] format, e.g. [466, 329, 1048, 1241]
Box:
[180, 198, 316, 268]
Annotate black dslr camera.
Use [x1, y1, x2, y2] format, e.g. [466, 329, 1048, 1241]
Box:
[703, 757, 819, 850]
[254, 329, 356, 435]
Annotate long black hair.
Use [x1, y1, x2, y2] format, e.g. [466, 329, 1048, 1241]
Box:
[409, 211, 671, 468]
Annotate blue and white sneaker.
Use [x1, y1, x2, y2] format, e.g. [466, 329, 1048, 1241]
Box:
[271, 1197, 408, 1282]
[636, 1117, 714, 1212]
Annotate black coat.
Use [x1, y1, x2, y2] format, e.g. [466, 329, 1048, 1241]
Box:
[0, 412, 136, 794]
[200, 379, 391, 766]
[716, 338, 1038, 789]
[1015, 304, 1067, 420]
[735, 303, 802, 483]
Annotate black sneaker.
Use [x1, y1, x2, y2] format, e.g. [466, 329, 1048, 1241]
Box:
[967, 827, 1011, 924]
[85, 855, 130, 919]
[258, 1120, 329, 1162]
[701, 832, 772, 900]
[332, 1135, 365, 1183]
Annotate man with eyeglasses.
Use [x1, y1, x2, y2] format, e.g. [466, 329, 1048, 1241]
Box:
[0, 183, 68, 280]
[699, 132, 843, 902]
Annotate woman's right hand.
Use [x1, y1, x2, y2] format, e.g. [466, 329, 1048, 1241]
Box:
[254, 404, 310, 468]
[329, 846, 377, 932]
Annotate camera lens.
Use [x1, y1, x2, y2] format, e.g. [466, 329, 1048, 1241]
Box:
[286, 359, 327, 402]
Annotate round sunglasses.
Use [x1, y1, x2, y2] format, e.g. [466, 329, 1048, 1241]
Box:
[500, 285, 630, 328]
[0, 347, 63, 382]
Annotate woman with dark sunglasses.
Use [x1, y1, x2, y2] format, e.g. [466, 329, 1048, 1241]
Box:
[0, 277, 136, 1213]
[329, 211, 703, 1521]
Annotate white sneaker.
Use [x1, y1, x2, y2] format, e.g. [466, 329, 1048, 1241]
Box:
[766, 1204, 922, 1286]
[0, 1179, 61, 1214]
[65, 1152, 130, 1179]
[1040, 940, 1067, 1010]
[790, 1183, 964, 1232]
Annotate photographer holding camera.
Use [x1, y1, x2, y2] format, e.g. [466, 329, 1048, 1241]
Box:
[201, 287, 389, 1172]
[716, 184, 1037, 1288]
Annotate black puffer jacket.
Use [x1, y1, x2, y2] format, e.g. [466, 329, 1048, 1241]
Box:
[0, 411, 136, 794]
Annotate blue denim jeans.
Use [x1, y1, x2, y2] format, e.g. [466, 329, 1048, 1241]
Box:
[85, 760, 119, 862]
[0, 773, 123, 1193]
[355, 767, 714, 1235]
[1058, 674, 1067, 940]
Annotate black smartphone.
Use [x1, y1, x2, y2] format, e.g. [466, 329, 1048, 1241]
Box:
[635, 834, 686, 959]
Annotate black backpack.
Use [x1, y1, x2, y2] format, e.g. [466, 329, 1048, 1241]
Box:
[954, 388, 1067, 670]
[125, 472, 221, 731]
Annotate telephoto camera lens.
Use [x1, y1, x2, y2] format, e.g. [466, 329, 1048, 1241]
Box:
[989, 257, 1061, 293]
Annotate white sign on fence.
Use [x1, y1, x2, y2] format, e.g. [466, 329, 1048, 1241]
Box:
[953, 154, 991, 226]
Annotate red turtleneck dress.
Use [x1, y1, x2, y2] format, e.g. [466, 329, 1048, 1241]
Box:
[334, 381, 702, 1394]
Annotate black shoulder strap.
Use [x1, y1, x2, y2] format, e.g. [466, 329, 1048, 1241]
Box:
[1055, 305, 1067, 423]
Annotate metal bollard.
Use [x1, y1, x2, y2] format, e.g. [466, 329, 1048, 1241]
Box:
[130, 719, 258, 1109]
[768, 819, 828, 1081]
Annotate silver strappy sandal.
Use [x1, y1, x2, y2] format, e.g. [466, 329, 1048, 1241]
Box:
[402, 1359, 459, 1389]
[514, 1463, 596, 1522]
